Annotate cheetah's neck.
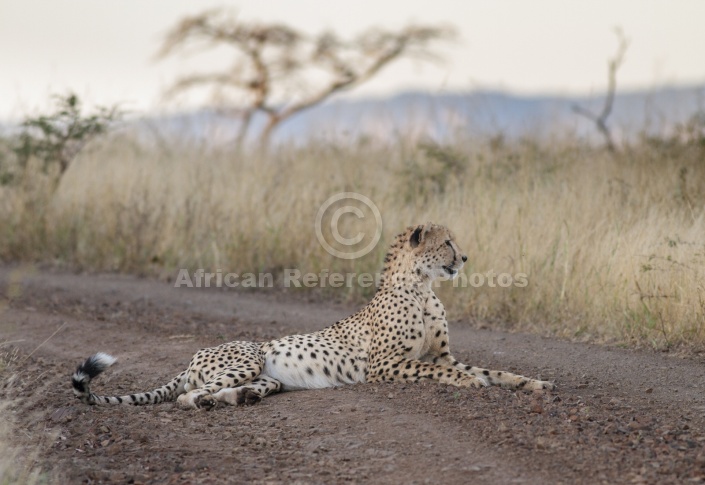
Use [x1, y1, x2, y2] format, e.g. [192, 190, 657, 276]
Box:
[378, 232, 434, 299]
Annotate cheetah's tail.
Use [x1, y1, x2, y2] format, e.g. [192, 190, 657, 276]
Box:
[71, 353, 187, 406]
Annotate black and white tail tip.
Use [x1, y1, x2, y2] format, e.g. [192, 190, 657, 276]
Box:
[72, 352, 117, 404]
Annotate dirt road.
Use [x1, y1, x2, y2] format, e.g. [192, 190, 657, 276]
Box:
[1, 266, 704, 484]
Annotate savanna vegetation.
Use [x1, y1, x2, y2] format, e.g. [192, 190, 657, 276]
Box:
[1, 97, 703, 352]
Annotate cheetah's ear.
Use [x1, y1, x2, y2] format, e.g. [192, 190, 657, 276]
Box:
[409, 226, 424, 248]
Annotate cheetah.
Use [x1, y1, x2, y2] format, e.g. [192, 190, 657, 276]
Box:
[72, 223, 555, 409]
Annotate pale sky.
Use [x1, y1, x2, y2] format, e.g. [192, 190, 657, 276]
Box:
[0, 0, 703, 120]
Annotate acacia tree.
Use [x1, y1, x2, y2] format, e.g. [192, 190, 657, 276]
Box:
[157, 9, 454, 146]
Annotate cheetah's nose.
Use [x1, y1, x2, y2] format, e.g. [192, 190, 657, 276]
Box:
[462, 255, 468, 262]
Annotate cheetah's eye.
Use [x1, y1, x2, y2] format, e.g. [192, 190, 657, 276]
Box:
[445, 240, 452, 247]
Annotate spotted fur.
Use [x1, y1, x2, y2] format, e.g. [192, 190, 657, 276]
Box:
[71, 222, 555, 409]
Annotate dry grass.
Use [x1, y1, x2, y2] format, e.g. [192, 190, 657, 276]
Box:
[1, 266, 45, 484]
[0, 130, 704, 350]
[0, 347, 43, 485]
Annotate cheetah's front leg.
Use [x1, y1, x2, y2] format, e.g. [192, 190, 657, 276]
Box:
[445, 358, 554, 391]
[368, 357, 488, 388]
[422, 333, 555, 390]
[422, 296, 555, 391]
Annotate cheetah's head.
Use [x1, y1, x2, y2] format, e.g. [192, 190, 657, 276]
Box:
[408, 222, 468, 281]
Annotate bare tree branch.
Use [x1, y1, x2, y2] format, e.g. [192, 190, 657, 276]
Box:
[572, 28, 629, 153]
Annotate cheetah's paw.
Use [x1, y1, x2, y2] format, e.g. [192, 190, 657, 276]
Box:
[525, 380, 556, 391]
[463, 375, 489, 388]
[195, 393, 218, 411]
[236, 389, 262, 406]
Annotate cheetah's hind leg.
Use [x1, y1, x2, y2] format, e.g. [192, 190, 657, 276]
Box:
[210, 376, 283, 407]
[176, 341, 268, 410]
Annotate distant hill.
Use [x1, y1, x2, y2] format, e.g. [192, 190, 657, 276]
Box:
[6, 84, 704, 145]
[140, 83, 705, 145]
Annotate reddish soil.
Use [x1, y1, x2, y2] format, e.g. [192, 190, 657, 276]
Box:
[1, 266, 704, 484]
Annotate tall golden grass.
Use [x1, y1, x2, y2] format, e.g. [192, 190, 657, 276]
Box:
[0, 130, 703, 350]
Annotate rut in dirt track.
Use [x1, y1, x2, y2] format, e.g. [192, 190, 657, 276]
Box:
[1, 267, 704, 484]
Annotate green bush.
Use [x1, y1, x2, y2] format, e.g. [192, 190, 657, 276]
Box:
[12, 93, 121, 181]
